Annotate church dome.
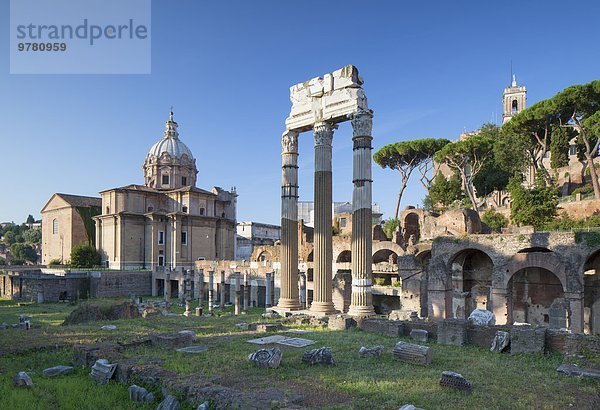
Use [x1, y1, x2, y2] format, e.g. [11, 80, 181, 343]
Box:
[143, 111, 198, 190]
[146, 111, 194, 160]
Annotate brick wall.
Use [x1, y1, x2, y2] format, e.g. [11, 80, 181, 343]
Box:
[92, 271, 152, 298]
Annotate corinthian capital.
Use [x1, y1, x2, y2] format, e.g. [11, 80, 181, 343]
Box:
[281, 130, 299, 153]
[313, 122, 335, 147]
[351, 108, 373, 138]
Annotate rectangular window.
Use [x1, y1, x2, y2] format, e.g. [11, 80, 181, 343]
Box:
[569, 145, 577, 156]
[199, 208, 205, 216]
[52, 219, 58, 234]
[182, 176, 187, 186]
[158, 255, 164, 267]
[158, 231, 164, 245]
[162, 175, 169, 185]
[181, 231, 187, 245]
[339, 218, 347, 228]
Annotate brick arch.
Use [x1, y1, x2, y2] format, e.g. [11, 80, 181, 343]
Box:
[505, 252, 568, 291]
[334, 247, 352, 263]
[582, 247, 600, 274]
[446, 246, 497, 272]
[372, 241, 405, 257]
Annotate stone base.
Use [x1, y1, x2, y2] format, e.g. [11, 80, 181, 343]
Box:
[347, 304, 375, 318]
[309, 302, 337, 316]
[276, 298, 302, 311]
[437, 319, 468, 346]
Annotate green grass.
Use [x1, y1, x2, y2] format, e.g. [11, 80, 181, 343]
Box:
[0, 298, 598, 409]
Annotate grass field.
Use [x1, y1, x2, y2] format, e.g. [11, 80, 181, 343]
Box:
[0, 298, 598, 409]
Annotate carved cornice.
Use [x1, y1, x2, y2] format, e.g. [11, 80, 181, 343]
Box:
[351, 108, 373, 138]
[313, 122, 335, 147]
[281, 130, 299, 154]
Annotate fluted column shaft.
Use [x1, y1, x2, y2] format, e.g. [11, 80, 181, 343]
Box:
[278, 130, 301, 310]
[310, 122, 336, 315]
[348, 109, 375, 317]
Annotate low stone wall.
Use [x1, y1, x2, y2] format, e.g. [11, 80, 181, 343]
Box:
[91, 271, 152, 298]
[380, 317, 599, 355]
[0, 269, 152, 302]
[557, 198, 600, 219]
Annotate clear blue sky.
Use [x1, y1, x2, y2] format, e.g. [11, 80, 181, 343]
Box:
[1, 0, 599, 225]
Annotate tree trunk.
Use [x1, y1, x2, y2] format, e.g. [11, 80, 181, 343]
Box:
[394, 179, 408, 220]
[586, 153, 600, 200]
[459, 169, 479, 215]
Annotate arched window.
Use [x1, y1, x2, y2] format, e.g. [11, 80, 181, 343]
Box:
[52, 219, 58, 234]
[511, 99, 518, 114]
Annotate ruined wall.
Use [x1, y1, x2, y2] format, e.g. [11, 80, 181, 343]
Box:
[92, 271, 152, 298]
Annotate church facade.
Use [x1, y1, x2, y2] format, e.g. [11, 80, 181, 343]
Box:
[94, 112, 236, 270]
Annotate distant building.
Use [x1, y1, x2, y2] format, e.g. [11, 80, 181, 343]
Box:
[236, 221, 281, 260]
[298, 201, 382, 227]
[502, 74, 527, 124]
[93, 112, 237, 270]
[40, 193, 101, 264]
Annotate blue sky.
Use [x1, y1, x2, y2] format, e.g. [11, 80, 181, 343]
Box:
[1, 0, 599, 225]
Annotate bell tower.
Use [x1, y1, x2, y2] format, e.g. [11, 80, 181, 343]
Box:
[502, 74, 527, 124]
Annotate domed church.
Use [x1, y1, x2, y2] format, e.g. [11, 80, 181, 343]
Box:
[93, 112, 237, 270]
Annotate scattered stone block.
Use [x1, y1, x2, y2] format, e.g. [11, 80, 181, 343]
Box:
[90, 359, 118, 385]
[410, 329, 428, 342]
[176, 346, 208, 354]
[235, 322, 249, 330]
[197, 402, 209, 410]
[0, 322, 8, 330]
[328, 315, 356, 330]
[277, 337, 316, 348]
[360, 318, 404, 337]
[255, 323, 282, 332]
[262, 311, 280, 319]
[399, 405, 424, 410]
[248, 348, 283, 368]
[142, 306, 161, 318]
[74, 343, 124, 368]
[468, 309, 495, 326]
[247, 335, 289, 345]
[302, 347, 335, 365]
[157, 395, 181, 410]
[358, 345, 384, 358]
[437, 319, 468, 346]
[19, 315, 32, 323]
[43, 365, 74, 377]
[439, 371, 473, 393]
[490, 331, 510, 353]
[392, 341, 432, 365]
[388, 310, 418, 321]
[151, 331, 195, 349]
[100, 325, 117, 331]
[128, 384, 155, 403]
[557, 364, 600, 381]
[14, 372, 33, 387]
[510, 326, 546, 354]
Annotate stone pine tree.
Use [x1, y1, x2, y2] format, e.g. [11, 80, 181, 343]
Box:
[434, 134, 495, 214]
[551, 80, 600, 199]
[500, 99, 562, 185]
[374, 138, 450, 219]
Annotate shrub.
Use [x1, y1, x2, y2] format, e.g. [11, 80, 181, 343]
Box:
[482, 208, 508, 233]
[70, 243, 100, 268]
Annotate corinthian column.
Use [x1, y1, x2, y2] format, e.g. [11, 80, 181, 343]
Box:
[348, 109, 375, 317]
[277, 130, 301, 310]
[310, 122, 336, 315]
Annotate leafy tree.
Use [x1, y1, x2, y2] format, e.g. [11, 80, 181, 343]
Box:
[22, 228, 41, 244]
[424, 172, 463, 211]
[508, 174, 558, 228]
[0, 258, 5, 266]
[374, 138, 450, 219]
[3, 231, 15, 245]
[70, 243, 100, 268]
[551, 81, 600, 198]
[382, 218, 399, 239]
[501, 100, 564, 185]
[550, 127, 572, 169]
[26, 214, 35, 226]
[481, 208, 508, 233]
[472, 162, 511, 198]
[9, 243, 37, 264]
[434, 134, 495, 213]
